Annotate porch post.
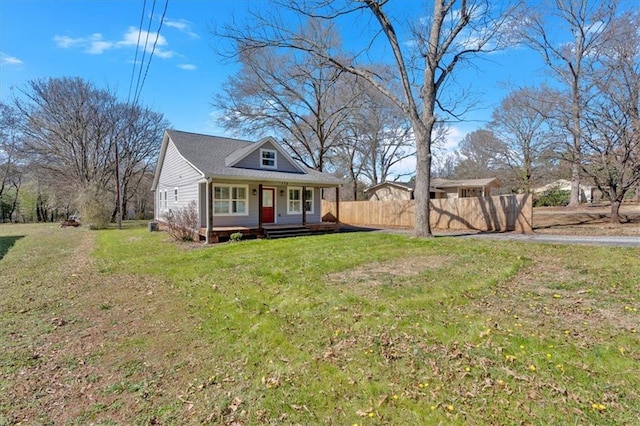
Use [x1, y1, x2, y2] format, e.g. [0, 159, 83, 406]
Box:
[205, 179, 213, 244]
[302, 186, 307, 225]
[258, 183, 263, 229]
[335, 186, 340, 224]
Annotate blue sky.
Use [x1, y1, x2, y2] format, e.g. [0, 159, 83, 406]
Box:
[1, 0, 551, 174]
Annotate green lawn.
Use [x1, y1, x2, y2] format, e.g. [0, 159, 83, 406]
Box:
[1, 223, 639, 425]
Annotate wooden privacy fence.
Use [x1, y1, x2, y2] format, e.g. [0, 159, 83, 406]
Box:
[322, 194, 533, 233]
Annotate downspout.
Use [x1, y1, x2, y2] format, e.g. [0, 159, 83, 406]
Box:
[205, 177, 212, 244]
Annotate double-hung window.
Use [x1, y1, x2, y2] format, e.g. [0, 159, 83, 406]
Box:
[287, 187, 313, 214]
[174, 188, 179, 203]
[260, 149, 277, 169]
[214, 184, 248, 215]
[163, 190, 168, 209]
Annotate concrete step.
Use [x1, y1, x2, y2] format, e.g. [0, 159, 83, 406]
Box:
[264, 227, 310, 239]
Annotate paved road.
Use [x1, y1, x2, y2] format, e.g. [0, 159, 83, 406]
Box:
[455, 232, 640, 248]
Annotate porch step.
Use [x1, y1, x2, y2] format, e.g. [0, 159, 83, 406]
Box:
[264, 226, 311, 239]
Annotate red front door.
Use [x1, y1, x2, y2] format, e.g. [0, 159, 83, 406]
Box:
[262, 188, 275, 223]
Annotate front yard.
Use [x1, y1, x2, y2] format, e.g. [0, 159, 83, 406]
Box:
[1, 223, 639, 424]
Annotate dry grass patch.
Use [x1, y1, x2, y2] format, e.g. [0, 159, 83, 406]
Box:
[326, 254, 453, 286]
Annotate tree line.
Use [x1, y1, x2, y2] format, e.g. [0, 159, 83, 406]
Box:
[0, 77, 168, 226]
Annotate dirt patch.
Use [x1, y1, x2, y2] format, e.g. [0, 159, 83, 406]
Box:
[326, 255, 452, 286]
[533, 203, 640, 236]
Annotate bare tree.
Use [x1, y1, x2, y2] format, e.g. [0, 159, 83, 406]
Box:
[15, 77, 118, 192]
[489, 87, 556, 193]
[112, 104, 168, 221]
[454, 129, 506, 178]
[14, 77, 168, 222]
[358, 89, 415, 185]
[217, 0, 517, 237]
[521, 0, 618, 206]
[581, 10, 640, 224]
[214, 20, 359, 172]
[0, 102, 24, 222]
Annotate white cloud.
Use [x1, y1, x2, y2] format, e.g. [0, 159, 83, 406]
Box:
[86, 34, 113, 54]
[53, 26, 175, 59]
[164, 18, 199, 38]
[54, 33, 114, 54]
[118, 27, 175, 58]
[0, 52, 23, 66]
[177, 63, 197, 71]
[53, 35, 81, 48]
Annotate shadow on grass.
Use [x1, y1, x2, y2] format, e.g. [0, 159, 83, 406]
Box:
[0, 235, 24, 261]
[94, 220, 150, 231]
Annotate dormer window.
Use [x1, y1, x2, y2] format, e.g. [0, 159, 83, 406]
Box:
[261, 148, 277, 169]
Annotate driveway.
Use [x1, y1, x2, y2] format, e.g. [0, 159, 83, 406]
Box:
[345, 227, 640, 248]
[455, 232, 640, 248]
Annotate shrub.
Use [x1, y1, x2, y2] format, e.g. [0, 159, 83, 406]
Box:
[230, 232, 243, 242]
[534, 188, 570, 207]
[162, 201, 199, 241]
[77, 184, 111, 230]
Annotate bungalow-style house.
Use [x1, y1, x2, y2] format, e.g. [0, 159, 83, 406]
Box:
[365, 178, 500, 201]
[152, 130, 345, 242]
[533, 179, 595, 204]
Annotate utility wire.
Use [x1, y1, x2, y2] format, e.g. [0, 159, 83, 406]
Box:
[132, 0, 157, 106]
[134, 0, 169, 106]
[127, 0, 147, 104]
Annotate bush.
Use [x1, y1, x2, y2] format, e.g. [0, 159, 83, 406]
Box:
[534, 188, 570, 207]
[162, 201, 199, 241]
[230, 232, 243, 242]
[77, 184, 111, 229]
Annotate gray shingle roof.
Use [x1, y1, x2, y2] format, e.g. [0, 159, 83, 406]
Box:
[166, 130, 344, 186]
[365, 178, 500, 193]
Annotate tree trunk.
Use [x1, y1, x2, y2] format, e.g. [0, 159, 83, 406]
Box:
[413, 124, 432, 237]
[610, 199, 622, 225]
[569, 161, 581, 206]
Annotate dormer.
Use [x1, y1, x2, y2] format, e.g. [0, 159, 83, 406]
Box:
[225, 136, 305, 174]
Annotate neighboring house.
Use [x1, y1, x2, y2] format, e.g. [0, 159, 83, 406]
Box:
[152, 130, 345, 242]
[365, 178, 500, 200]
[363, 181, 415, 201]
[533, 179, 595, 203]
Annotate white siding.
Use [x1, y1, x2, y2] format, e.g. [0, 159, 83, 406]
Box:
[155, 140, 202, 220]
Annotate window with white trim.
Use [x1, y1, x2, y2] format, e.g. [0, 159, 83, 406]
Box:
[174, 188, 178, 203]
[214, 184, 248, 215]
[260, 148, 277, 169]
[163, 190, 168, 209]
[287, 187, 313, 214]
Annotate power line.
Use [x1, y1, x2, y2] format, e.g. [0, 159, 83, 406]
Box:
[134, 0, 169, 106]
[127, 0, 147, 105]
[132, 0, 157, 106]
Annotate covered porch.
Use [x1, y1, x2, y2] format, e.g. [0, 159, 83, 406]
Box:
[198, 222, 341, 243]
[199, 180, 342, 243]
